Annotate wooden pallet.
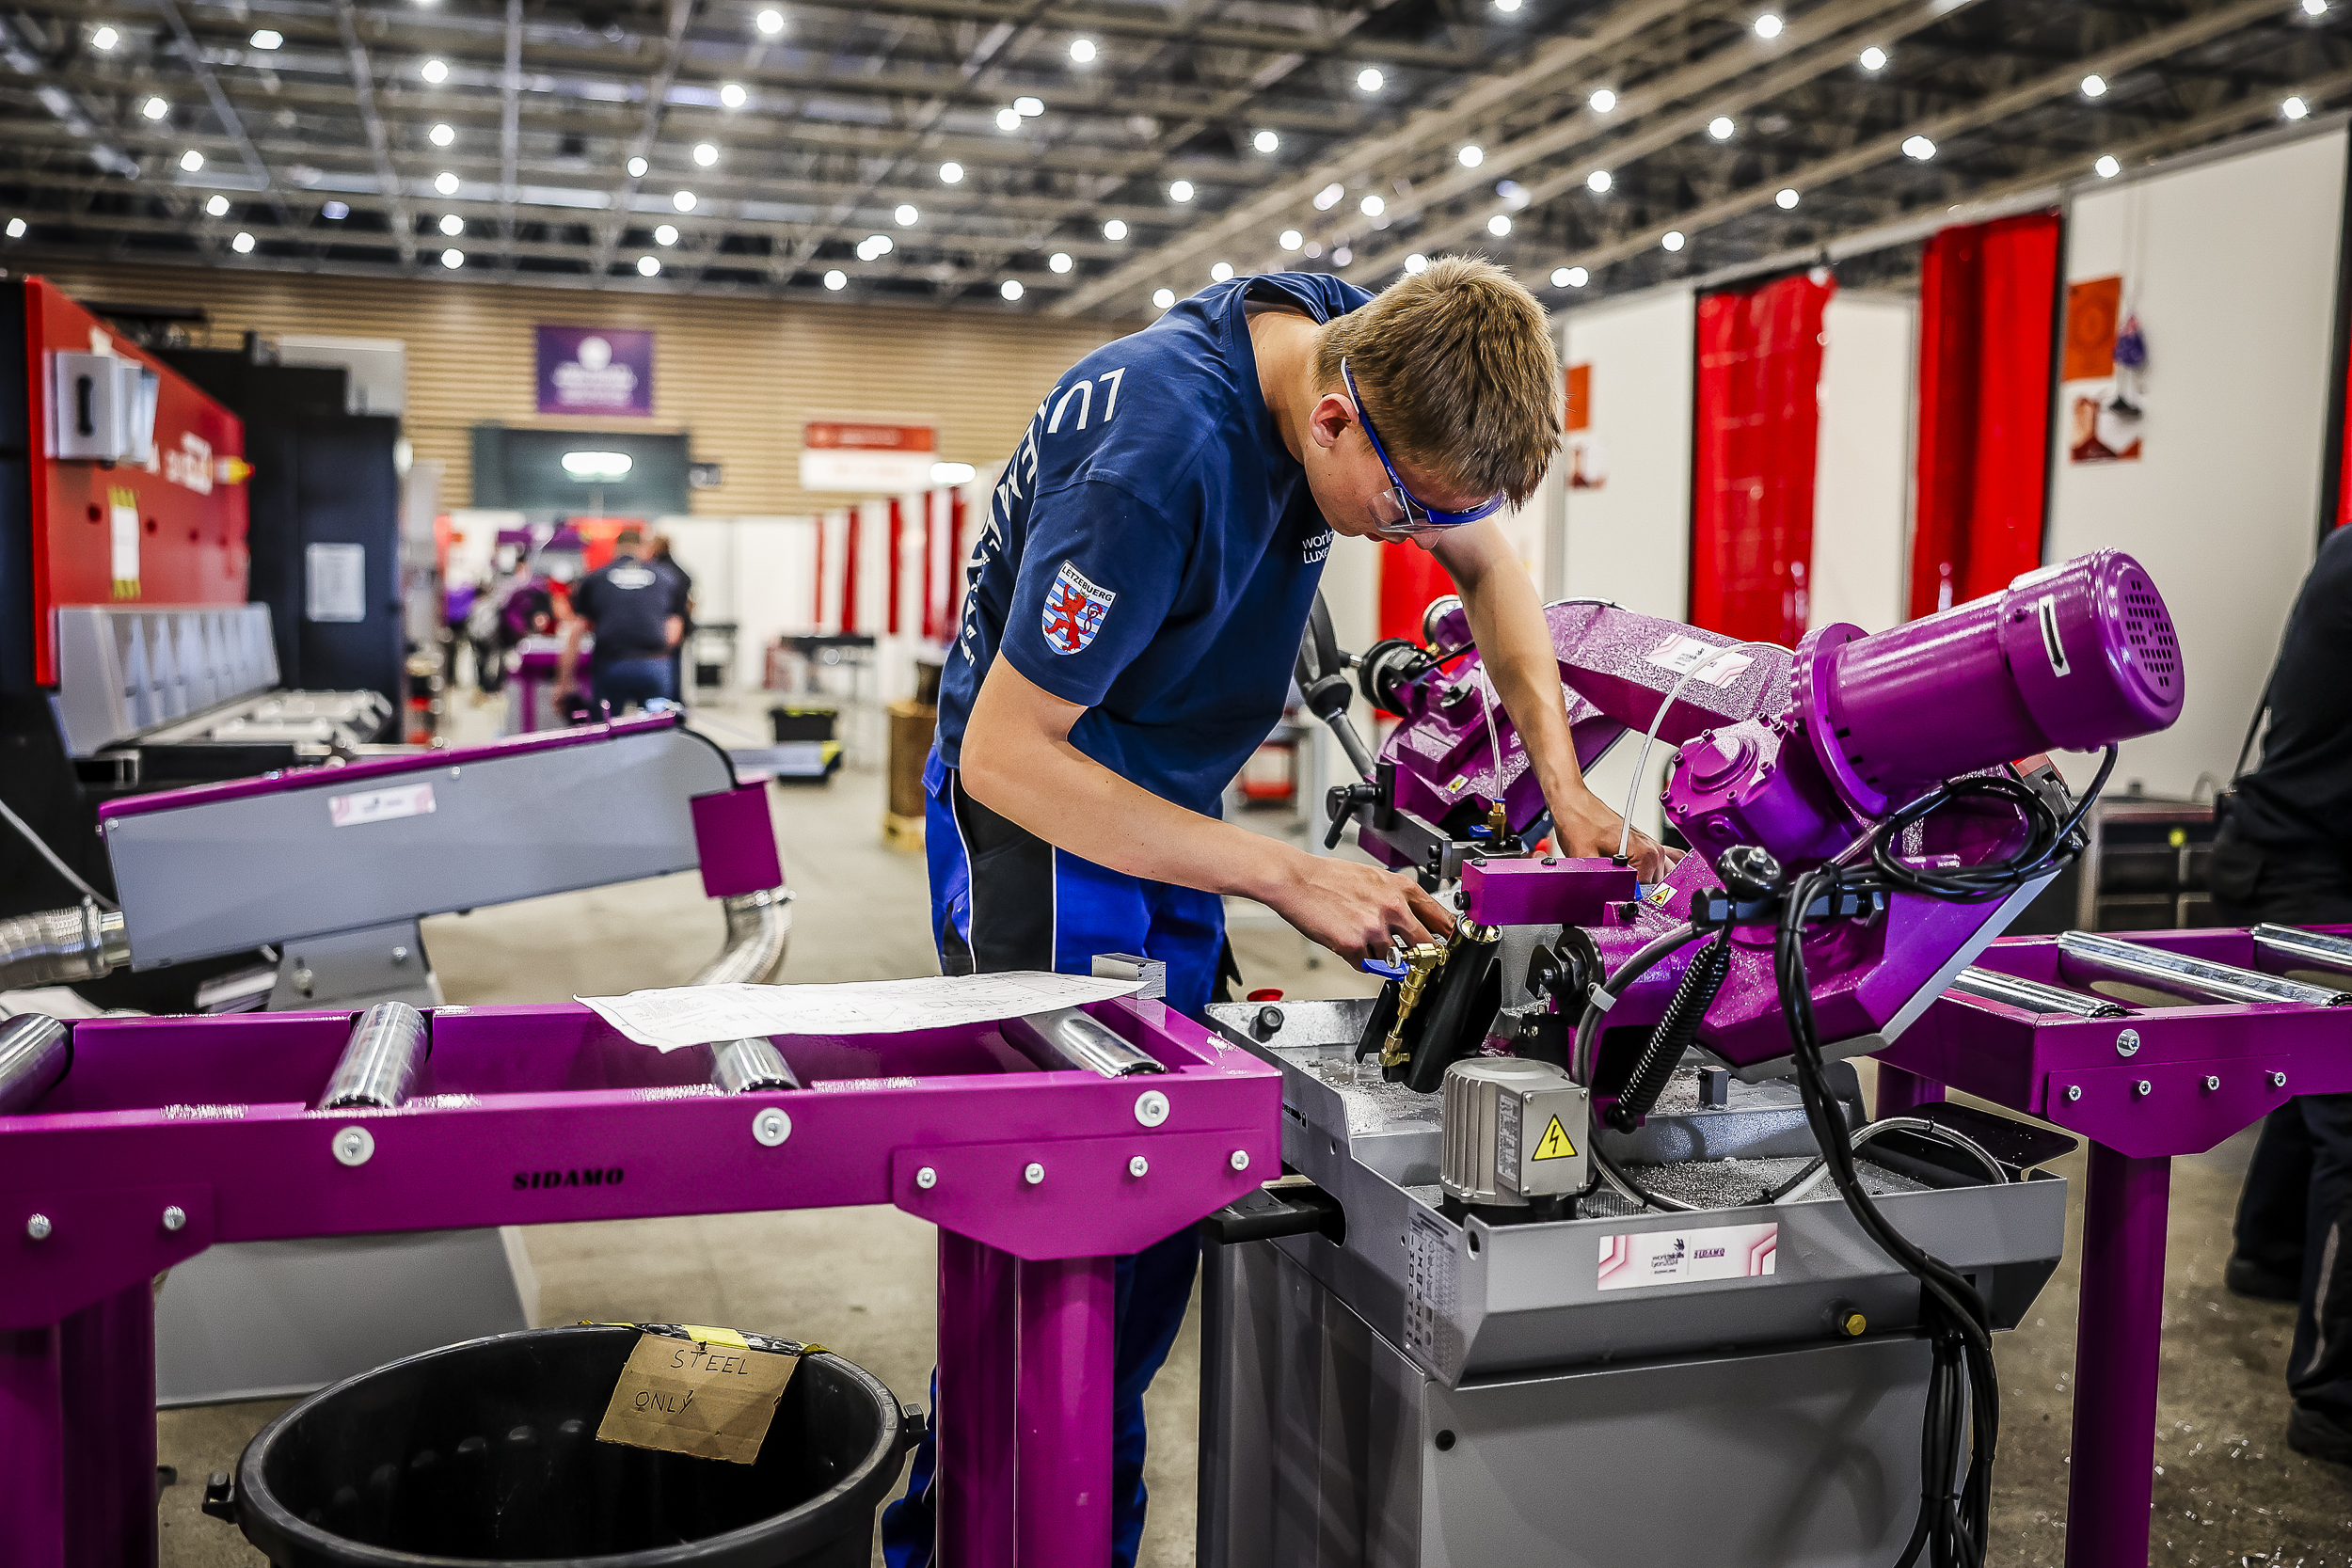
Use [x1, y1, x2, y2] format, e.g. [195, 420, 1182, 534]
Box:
[882, 811, 925, 852]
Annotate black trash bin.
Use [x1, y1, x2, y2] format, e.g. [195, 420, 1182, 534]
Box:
[207, 1325, 913, 1568]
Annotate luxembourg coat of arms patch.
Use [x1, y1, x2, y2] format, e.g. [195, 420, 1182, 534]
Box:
[1041, 561, 1116, 655]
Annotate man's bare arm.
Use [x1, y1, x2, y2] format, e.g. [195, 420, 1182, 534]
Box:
[556, 616, 587, 695]
[1431, 521, 1676, 879]
[960, 657, 1453, 962]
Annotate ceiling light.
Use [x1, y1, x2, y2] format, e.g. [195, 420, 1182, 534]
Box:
[858, 233, 893, 259]
[1357, 67, 1384, 93]
[435, 171, 459, 195]
[250, 28, 281, 49]
[2305, 0, 2328, 13]
[1014, 96, 1044, 117]
[1050, 251, 1073, 273]
[674, 190, 695, 211]
[2081, 74, 2107, 99]
[1279, 229, 1303, 250]
[1304, 241, 1322, 258]
[932, 461, 977, 484]
[1314, 182, 1344, 211]
[1070, 37, 1095, 62]
[1332, 245, 1352, 265]
[1662, 230, 1685, 251]
[1103, 218, 1127, 240]
[896, 203, 918, 225]
[628, 156, 648, 177]
[322, 200, 348, 219]
[1000, 278, 1024, 300]
[4, 218, 22, 239]
[1255, 130, 1279, 154]
[1754, 13, 1783, 39]
[1902, 135, 1936, 160]
[1170, 180, 1194, 201]
[638, 255, 661, 277]
[143, 96, 168, 120]
[1487, 214, 1511, 236]
[1152, 287, 1176, 309]
[180, 150, 204, 172]
[1586, 169, 1611, 193]
[430, 122, 455, 147]
[440, 214, 463, 235]
[720, 83, 748, 108]
[231, 230, 255, 253]
[1557, 265, 1588, 287]
[823, 269, 846, 289]
[694, 142, 719, 166]
[1210, 261, 1233, 281]
[655, 223, 678, 245]
[757, 8, 786, 35]
[421, 58, 449, 84]
[1708, 116, 1735, 139]
[2094, 154, 2121, 178]
[1359, 194, 1384, 216]
[1590, 89, 1616, 113]
[1404, 254, 1427, 274]
[90, 24, 118, 50]
[1496, 0, 1519, 11]
[940, 162, 963, 183]
[2284, 95, 2312, 119]
[561, 451, 632, 481]
[1774, 187, 1799, 208]
[1459, 145, 1484, 167]
[441, 247, 464, 268]
[996, 107, 1023, 132]
[204, 194, 230, 216]
[1859, 46, 1887, 71]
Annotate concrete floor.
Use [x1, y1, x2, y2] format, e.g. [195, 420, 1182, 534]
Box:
[155, 699, 2352, 1565]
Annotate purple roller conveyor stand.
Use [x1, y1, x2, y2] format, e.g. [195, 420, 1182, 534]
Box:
[1879, 925, 2352, 1568]
[0, 996, 1279, 1568]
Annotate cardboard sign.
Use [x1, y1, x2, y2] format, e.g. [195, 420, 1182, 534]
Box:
[595, 1329, 799, 1464]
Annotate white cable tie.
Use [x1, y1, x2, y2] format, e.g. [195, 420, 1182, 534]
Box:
[1586, 983, 1616, 1013]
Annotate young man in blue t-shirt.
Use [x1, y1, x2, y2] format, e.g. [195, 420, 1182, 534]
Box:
[888, 259, 1673, 1568]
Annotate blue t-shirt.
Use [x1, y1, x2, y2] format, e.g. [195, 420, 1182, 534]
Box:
[937, 273, 1373, 817]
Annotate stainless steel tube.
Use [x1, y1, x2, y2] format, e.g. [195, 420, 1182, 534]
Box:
[2056, 930, 2352, 1008]
[0, 902, 129, 990]
[0, 1014, 69, 1115]
[2250, 923, 2352, 977]
[1002, 1006, 1168, 1078]
[709, 1036, 800, 1093]
[690, 888, 793, 987]
[1948, 967, 2129, 1019]
[320, 1001, 431, 1110]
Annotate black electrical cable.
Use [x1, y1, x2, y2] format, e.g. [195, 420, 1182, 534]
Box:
[1866, 747, 2117, 905]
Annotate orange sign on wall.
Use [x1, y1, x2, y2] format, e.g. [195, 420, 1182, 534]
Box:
[2063, 276, 2122, 382]
[1565, 363, 1592, 432]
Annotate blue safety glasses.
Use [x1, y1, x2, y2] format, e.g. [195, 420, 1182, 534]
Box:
[1340, 356, 1508, 535]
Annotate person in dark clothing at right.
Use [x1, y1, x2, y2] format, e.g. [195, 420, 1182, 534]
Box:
[2211, 522, 2352, 1467]
[648, 532, 694, 705]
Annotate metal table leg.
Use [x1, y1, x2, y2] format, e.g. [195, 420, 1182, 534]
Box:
[4, 1280, 157, 1568]
[2064, 1143, 2171, 1568]
[939, 1232, 1018, 1568]
[1016, 1255, 1116, 1568]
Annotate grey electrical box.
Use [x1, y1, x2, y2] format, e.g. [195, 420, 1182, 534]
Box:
[1441, 1057, 1589, 1205]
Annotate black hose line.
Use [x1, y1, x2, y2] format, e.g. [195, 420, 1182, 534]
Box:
[1606, 932, 1732, 1132]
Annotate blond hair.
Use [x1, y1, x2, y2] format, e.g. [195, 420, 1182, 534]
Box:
[1313, 256, 1561, 506]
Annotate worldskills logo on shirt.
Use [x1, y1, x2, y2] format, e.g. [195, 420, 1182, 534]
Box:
[1042, 560, 1116, 655]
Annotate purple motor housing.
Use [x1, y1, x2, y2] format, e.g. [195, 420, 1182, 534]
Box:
[1794, 549, 2182, 816]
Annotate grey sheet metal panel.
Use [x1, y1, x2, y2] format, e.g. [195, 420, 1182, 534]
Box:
[1206, 1001, 2066, 1385]
[1201, 1240, 1931, 1568]
[106, 723, 735, 967]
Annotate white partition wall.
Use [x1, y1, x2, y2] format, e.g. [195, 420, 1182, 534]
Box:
[1560, 286, 1697, 838]
[657, 515, 819, 689]
[2045, 127, 2348, 795]
[1811, 293, 1916, 635]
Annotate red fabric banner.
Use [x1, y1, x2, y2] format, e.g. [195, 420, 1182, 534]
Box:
[886, 497, 904, 636]
[1689, 273, 1836, 645]
[1908, 211, 2062, 616]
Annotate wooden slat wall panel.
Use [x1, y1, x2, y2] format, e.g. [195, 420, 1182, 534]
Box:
[23, 262, 1121, 515]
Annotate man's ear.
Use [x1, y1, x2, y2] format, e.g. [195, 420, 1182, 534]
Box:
[1306, 390, 1356, 452]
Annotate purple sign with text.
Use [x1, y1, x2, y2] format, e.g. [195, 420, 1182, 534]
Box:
[536, 325, 655, 417]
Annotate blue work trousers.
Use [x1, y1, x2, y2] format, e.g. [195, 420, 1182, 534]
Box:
[880, 748, 1222, 1568]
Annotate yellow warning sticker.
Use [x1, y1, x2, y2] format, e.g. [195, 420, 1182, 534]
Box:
[1533, 1116, 1578, 1161]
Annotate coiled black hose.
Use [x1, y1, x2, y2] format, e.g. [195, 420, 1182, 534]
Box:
[1604, 932, 1731, 1132]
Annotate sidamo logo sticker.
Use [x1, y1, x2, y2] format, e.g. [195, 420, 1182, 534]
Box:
[514, 1166, 625, 1191]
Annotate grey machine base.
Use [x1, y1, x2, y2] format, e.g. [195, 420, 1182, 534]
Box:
[154, 1227, 538, 1405]
[1200, 1240, 1932, 1568]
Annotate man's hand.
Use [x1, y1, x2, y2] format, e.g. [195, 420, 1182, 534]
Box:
[1263, 850, 1456, 965]
[1551, 788, 1682, 883]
